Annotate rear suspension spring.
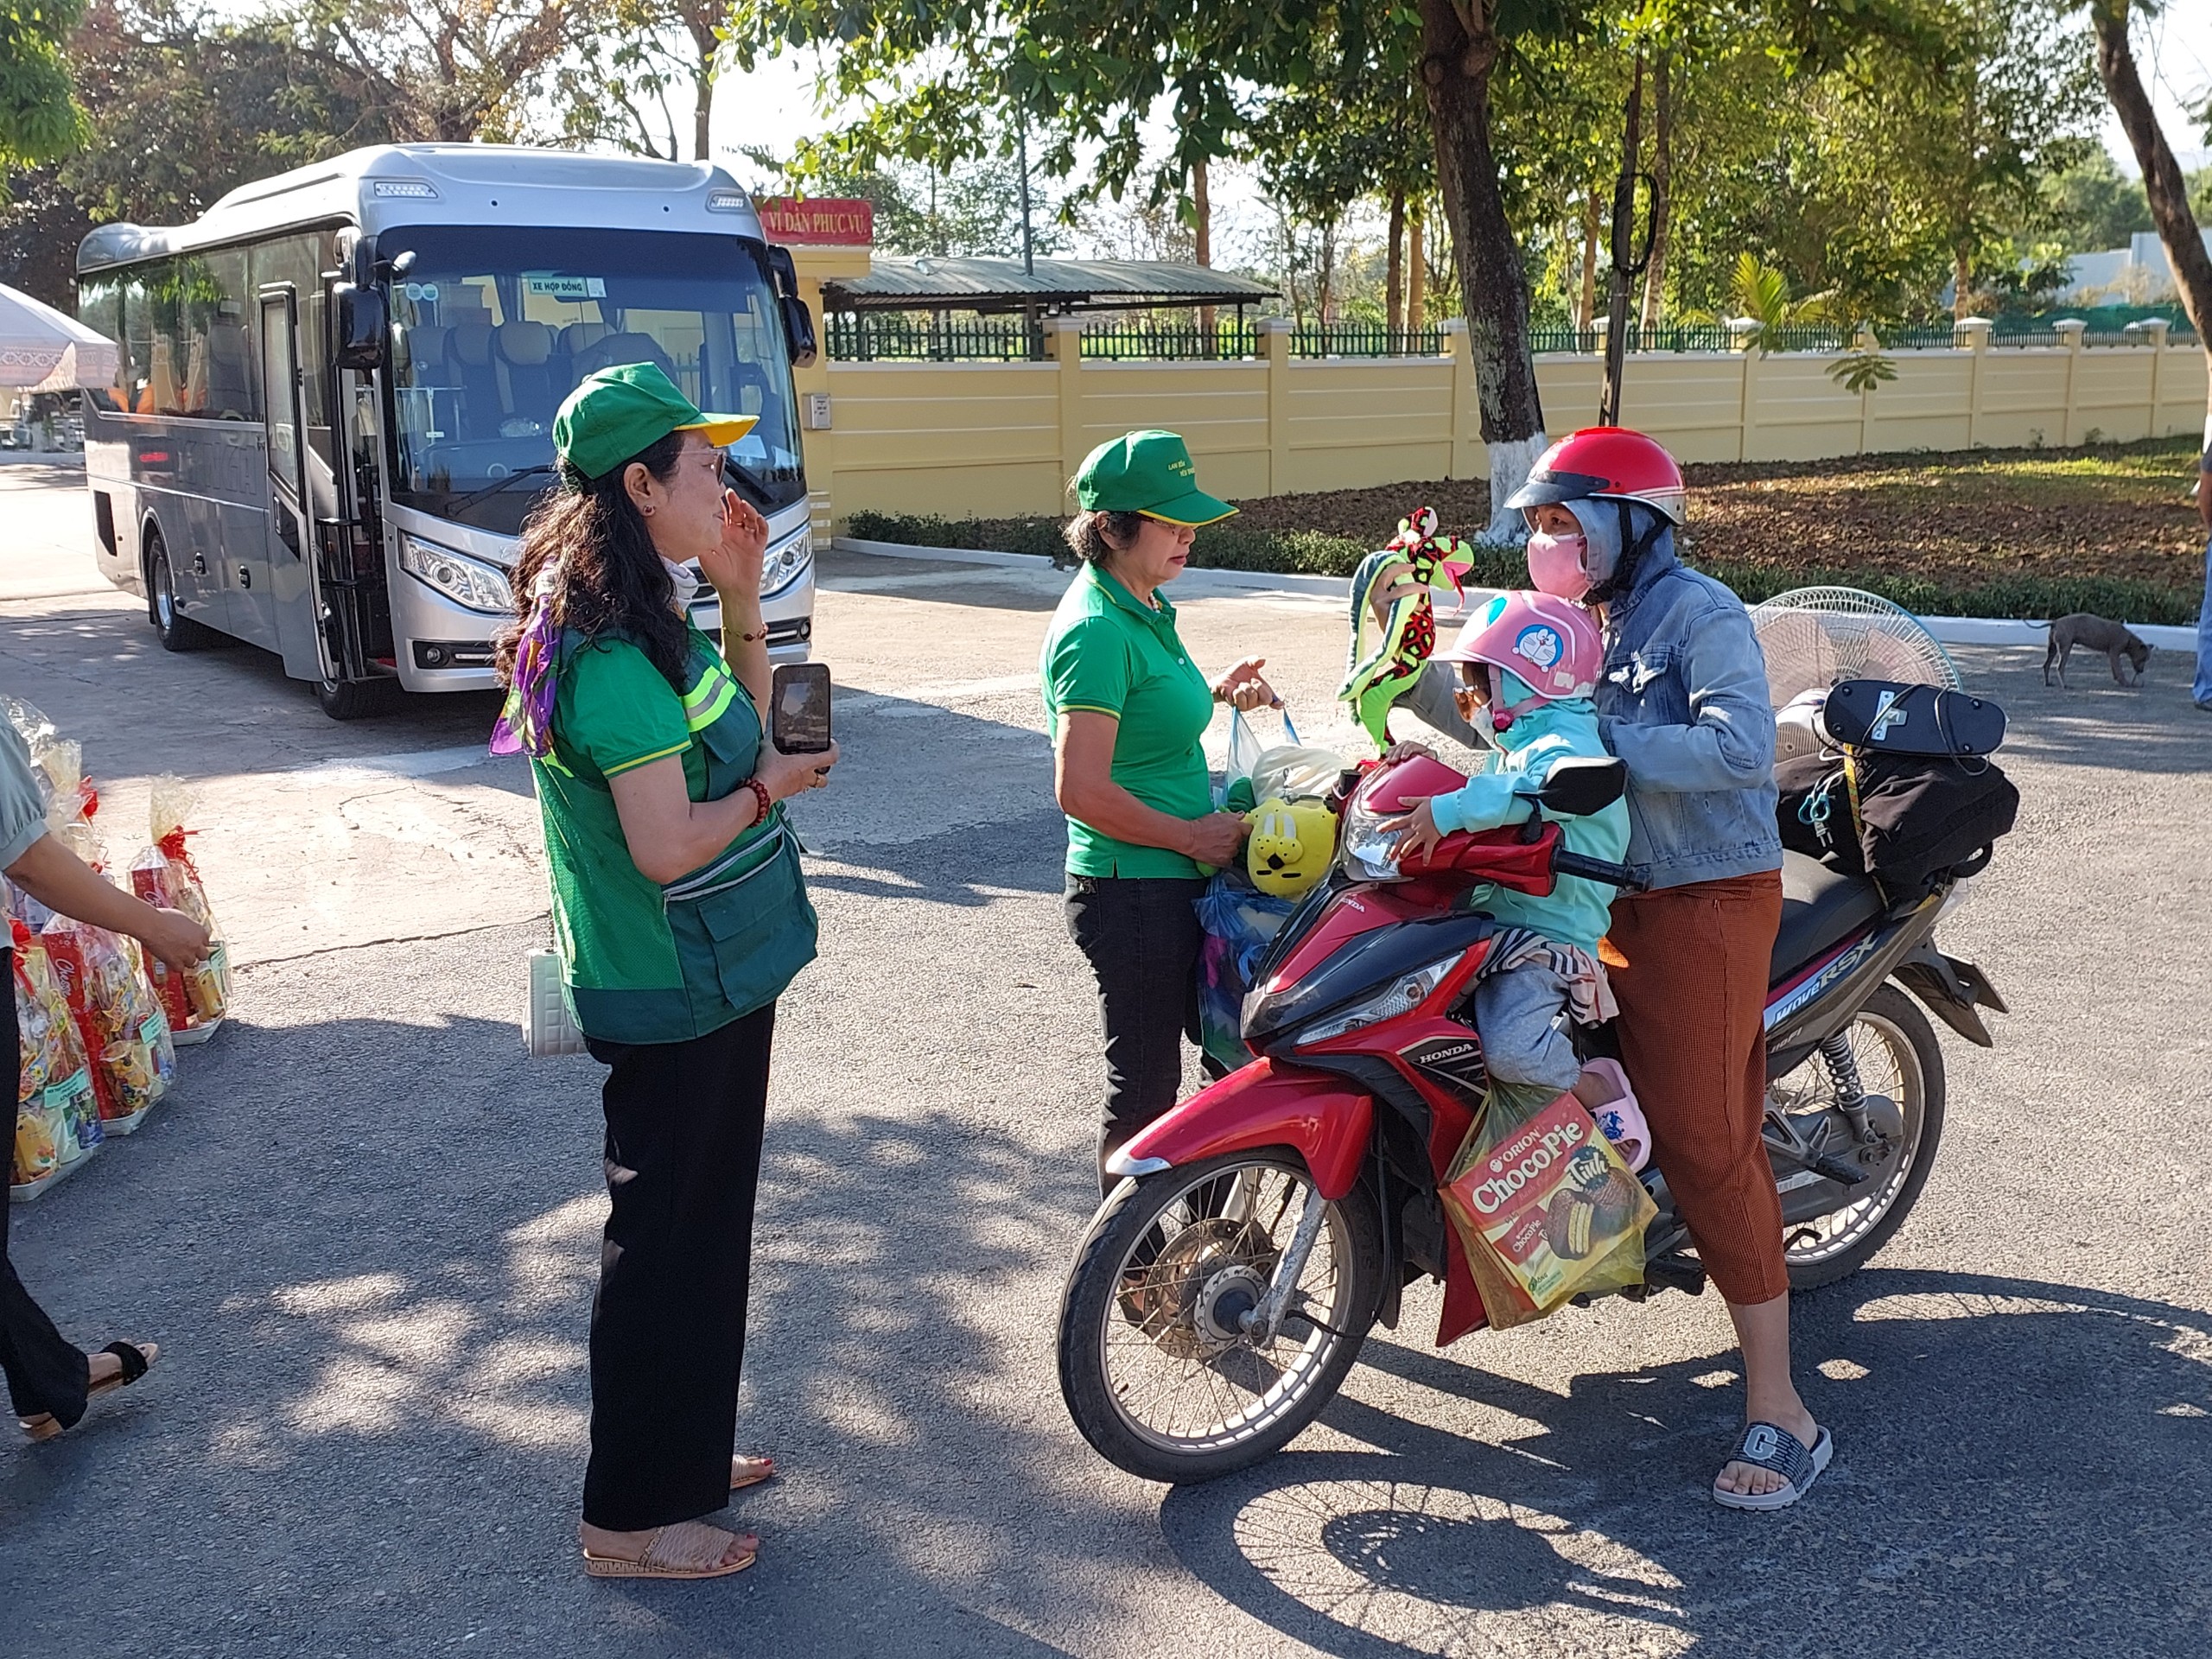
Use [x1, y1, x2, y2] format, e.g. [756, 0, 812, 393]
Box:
[1820, 1031, 1874, 1141]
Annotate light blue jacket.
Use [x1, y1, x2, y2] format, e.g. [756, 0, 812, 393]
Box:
[1427, 697, 1630, 955]
[1594, 531, 1783, 891]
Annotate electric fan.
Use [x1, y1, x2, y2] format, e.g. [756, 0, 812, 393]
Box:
[1749, 586, 1960, 709]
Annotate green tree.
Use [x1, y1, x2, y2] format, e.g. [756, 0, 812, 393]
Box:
[2082, 0, 2212, 408]
[57, 0, 391, 225]
[0, 0, 88, 168]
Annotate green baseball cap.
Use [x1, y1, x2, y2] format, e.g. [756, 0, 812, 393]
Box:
[1076, 429, 1236, 526]
[553, 361, 758, 481]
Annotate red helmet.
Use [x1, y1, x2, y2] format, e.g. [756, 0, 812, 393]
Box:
[1503, 428, 1687, 526]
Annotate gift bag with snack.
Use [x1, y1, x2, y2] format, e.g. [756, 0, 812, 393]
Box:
[12, 926, 101, 1171]
[43, 912, 171, 1129]
[129, 775, 227, 1038]
[1440, 1082, 1656, 1332]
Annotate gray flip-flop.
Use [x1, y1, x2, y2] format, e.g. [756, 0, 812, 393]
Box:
[1712, 1421, 1832, 1511]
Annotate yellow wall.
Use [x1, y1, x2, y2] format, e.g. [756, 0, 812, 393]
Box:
[810, 315, 2212, 525]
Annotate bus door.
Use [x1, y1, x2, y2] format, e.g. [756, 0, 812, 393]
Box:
[257, 288, 317, 666]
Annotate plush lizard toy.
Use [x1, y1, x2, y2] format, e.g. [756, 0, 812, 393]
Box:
[1337, 505, 1478, 750]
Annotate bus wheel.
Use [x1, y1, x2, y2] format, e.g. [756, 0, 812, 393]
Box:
[314, 675, 393, 721]
[148, 535, 220, 653]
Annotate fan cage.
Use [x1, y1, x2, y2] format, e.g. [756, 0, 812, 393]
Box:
[1750, 586, 1960, 709]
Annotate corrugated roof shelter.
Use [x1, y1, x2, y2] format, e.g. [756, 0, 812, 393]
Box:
[823, 256, 1276, 315]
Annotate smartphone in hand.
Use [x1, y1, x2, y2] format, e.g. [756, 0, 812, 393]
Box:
[770, 662, 833, 754]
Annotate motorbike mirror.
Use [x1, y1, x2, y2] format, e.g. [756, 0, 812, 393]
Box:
[1531, 755, 1626, 817]
[333, 283, 387, 372]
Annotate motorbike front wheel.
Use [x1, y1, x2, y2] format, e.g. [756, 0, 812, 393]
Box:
[1057, 1150, 1382, 1484]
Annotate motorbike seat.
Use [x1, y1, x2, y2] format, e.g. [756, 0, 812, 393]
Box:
[1771, 850, 1885, 985]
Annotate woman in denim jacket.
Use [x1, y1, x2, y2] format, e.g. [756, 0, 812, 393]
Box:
[1509, 428, 1827, 1511]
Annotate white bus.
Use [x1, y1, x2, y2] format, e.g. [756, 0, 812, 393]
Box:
[77, 144, 819, 719]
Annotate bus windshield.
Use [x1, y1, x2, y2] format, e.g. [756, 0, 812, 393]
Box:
[381, 225, 804, 532]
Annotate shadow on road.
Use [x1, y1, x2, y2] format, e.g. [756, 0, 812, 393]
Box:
[1159, 1266, 2212, 1656]
[1950, 643, 2209, 778]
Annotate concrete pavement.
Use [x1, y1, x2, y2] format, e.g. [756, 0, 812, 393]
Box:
[3, 462, 2209, 1656]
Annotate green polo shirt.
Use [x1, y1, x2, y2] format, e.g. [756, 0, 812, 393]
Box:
[532, 624, 815, 1045]
[1039, 563, 1217, 879]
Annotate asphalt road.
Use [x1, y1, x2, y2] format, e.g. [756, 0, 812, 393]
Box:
[3, 460, 2209, 1657]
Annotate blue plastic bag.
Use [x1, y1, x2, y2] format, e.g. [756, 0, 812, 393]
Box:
[1194, 874, 1297, 1072]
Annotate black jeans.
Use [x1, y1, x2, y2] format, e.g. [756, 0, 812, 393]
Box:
[0, 949, 92, 1425]
[1065, 875, 1206, 1155]
[582, 1002, 774, 1532]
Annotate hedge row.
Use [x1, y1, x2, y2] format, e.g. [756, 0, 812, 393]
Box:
[842, 509, 2202, 626]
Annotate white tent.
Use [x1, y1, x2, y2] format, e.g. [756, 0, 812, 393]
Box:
[0, 282, 118, 393]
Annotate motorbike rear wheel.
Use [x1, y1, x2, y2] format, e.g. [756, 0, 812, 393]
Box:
[1777, 983, 1947, 1289]
[1057, 1150, 1382, 1484]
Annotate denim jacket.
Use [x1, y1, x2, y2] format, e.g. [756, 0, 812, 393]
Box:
[1594, 531, 1782, 891]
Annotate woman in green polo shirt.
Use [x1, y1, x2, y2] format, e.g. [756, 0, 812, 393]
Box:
[493, 362, 837, 1581]
[1042, 429, 1277, 1191]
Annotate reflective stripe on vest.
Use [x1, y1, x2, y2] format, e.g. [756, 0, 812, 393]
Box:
[683, 658, 739, 732]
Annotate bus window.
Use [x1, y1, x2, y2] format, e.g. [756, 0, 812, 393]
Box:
[382, 226, 804, 533]
[78, 275, 124, 413]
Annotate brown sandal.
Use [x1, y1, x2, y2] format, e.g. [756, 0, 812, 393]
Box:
[18, 1341, 158, 1442]
[582, 1521, 758, 1580]
[730, 1453, 774, 1491]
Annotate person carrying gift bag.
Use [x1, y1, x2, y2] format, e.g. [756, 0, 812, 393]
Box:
[492, 363, 838, 1580]
[3, 712, 207, 1443]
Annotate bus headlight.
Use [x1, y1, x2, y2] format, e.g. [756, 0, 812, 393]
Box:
[760, 527, 811, 598]
[400, 534, 513, 613]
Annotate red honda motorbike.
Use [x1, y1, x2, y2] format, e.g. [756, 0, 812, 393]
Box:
[1055, 751, 2007, 1484]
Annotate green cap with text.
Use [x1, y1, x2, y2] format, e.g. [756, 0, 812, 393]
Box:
[555, 361, 758, 482]
[1075, 429, 1236, 526]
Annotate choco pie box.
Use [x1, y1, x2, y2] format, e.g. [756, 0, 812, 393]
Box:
[1443, 1093, 1649, 1318]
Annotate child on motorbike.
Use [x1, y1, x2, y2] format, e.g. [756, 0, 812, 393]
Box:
[1378, 592, 1646, 1158]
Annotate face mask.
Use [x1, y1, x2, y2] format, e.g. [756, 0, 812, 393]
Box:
[1526, 531, 1592, 601]
[662, 556, 702, 614]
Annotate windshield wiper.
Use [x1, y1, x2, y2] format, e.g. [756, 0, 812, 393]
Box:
[448, 465, 556, 514]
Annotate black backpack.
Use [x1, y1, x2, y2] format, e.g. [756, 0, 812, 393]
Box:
[1777, 736, 2018, 901]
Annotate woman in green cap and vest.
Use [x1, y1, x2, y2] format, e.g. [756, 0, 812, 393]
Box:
[1042, 429, 1277, 1191]
[493, 361, 837, 1580]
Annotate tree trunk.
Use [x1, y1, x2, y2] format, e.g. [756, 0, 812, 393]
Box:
[2090, 0, 2212, 416]
[1419, 0, 1546, 537]
[1953, 243, 1974, 321]
[1386, 187, 1406, 336]
[1576, 190, 1600, 332]
[1319, 216, 1338, 326]
[1639, 52, 1672, 334]
[1408, 206, 1427, 332]
[686, 3, 719, 161]
[1195, 158, 1216, 346]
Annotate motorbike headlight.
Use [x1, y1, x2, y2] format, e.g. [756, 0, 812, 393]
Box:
[1292, 954, 1459, 1046]
[399, 533, 513, 614]
[1338, 798, 1407, 881]
[760, 527, 812, 598]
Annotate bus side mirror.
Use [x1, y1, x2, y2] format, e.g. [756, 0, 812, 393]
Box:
[334, 283, 387, 372]
[780, 295, 817, 369]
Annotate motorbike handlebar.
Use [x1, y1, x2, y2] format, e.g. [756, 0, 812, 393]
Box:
[1551, 848, 1647, 892]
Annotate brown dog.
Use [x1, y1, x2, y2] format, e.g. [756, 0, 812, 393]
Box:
[2042, 613, 2152, 688]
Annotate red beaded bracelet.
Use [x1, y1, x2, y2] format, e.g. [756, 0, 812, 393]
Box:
[742, 775, 773, 825]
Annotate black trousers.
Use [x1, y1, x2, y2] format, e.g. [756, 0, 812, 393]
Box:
[1065, 875, 1206, 1151]
[582, 1002, 774, 1532]
[1, 949, 92, 1426]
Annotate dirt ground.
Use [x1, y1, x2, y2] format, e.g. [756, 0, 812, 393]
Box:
[1224, 436, 2208, 592]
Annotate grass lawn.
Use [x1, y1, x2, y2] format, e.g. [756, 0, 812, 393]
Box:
[847, 435, 2209, 623]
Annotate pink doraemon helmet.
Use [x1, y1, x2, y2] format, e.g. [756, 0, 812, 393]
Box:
[1434, 591, 1604, 734]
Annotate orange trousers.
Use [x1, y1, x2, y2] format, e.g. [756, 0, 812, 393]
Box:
[1605, 868, 1789, 1306]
